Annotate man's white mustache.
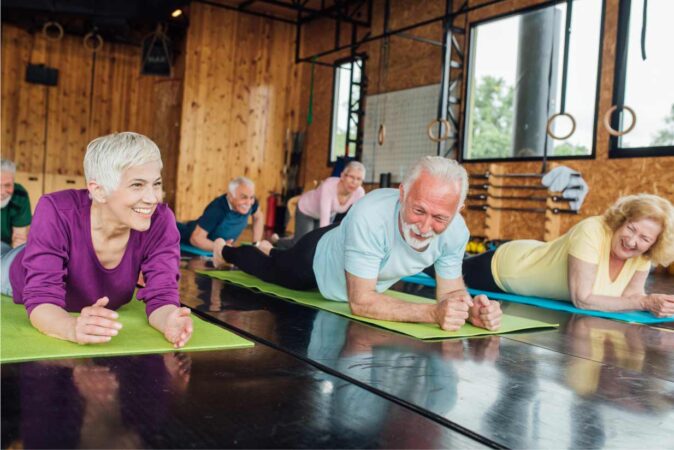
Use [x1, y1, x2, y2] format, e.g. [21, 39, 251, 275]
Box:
[409, 223, 434, 238]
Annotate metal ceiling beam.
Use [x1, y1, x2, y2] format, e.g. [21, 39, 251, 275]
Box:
[296, 0, 559, 65]
[297, 12, 458, 63]
[256, 0, 369, 26]
[394, 32, 443, 47]
[299, 0, 370, 27]
[196, 0, 295, 24]
[238, 0, 257, 9]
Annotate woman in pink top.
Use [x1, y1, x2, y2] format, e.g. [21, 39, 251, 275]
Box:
[274, 161, 366, 249]
[1, 132, 193, 348]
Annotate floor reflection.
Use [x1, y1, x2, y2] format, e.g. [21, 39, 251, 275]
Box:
[563, 316, 674, 413]
[10, 353, 191, 449]
[307, 312, 503, 417]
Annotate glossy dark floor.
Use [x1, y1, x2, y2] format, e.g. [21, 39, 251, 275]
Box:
[2, 259, 673, 449]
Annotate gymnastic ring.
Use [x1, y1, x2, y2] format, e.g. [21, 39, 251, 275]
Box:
[427, 118, 452, 143]
[42, 21, 64, 41]
[83, 32, 104, 52]
[546, 112, 576, 140]
[603, 105, 637, 137]
[377, 124, 385, 146]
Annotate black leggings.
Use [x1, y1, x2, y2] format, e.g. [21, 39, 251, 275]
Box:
[422, 250, 503, 293]
[221, 223, 339, 291]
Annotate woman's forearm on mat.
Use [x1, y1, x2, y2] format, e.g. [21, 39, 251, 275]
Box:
[29, 304, 77, 342]
[572, 293, 644, 312]
[149, 304, 175, 333]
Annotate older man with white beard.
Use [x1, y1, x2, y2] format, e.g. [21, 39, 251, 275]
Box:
[214, 156, 502, 331]
[1, 159, 31, 256]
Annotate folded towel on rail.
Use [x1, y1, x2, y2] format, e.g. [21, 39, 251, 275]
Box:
[542, 166, 589, 210]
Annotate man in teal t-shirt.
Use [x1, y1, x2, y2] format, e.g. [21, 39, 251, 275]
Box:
[1, 159, 31, 256]
[213, 156, 503, 332]
[177, 176, 264, 252]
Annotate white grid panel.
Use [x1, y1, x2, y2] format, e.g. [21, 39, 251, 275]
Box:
[362, 84, 441, 184]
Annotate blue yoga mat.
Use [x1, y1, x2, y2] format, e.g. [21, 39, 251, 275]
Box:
[400, 273, 674, 324]
[180, 243, 213, 257]
[180, 241, 254, 257]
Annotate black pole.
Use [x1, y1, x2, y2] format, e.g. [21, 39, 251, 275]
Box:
[436, 0, 453, 156]
[559, 0, 573, 113]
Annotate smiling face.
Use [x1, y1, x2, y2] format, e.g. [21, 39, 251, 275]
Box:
[95, 161, 163, 232]
[229, 183, 255, 215]
[339, 168, 364, 194]
[610, 217, 662, 261]
[398, 171, 461, 251]
[1, 171, 15, 207]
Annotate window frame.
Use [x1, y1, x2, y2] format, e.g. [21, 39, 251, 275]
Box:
[459, 0, 606, 164]
[609, 0, 674, 158]
[327, 53, 366, 167]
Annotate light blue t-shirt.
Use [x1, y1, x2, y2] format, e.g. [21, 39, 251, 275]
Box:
[313, 188, 469, 302]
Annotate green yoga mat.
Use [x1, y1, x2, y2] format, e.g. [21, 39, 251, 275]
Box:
[0, 295, 253, 364]
[198, 270, 558, 340]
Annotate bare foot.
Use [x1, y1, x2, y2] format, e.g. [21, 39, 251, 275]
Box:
[256, 240, 273, 256]
[212, 238, 233, 268]
[270, 233, 280, 244]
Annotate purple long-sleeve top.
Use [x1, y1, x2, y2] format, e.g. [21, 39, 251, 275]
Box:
[9, 189, 181, 317]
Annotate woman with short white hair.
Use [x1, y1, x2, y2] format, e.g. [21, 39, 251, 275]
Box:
[273, 161, 366, 249]
[1, 132, 193, 347]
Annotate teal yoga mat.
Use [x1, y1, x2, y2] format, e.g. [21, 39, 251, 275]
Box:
[401, 272, 674, 324]
[198, 270, 558, 340]
[0, 295, 253, 364]
[180, 243, 212, 257]
[181, 242, 254, 257]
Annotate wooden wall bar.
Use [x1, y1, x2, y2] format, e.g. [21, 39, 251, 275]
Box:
[298, 0, 674, 247]
[174, 2, 301, 221]
[1, 24, 182, 207]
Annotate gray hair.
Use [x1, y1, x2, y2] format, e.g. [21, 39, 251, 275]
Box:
[344, 161, 366, 177]
[1, 159, 16, 174]
[228, 176, 255, 196]
[401, 156, 468, 206]
[84, 132, 163, 194]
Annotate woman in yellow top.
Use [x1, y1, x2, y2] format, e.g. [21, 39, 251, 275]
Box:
[463, 194, 674, 316]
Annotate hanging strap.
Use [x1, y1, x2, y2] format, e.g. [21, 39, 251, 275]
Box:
[541, 8, 559, 173]
[640, 0, 648, 60]
[559, 0, 573, 114]
[376, 36, 390, 146]
[306, 57, 316, 126]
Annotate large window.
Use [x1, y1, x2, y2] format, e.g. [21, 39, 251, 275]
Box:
[462, 0, 603, 161]
[610, 0, 674, 157]
[329, 56, 364, 164]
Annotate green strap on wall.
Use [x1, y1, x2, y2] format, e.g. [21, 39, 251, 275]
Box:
[306, 57, 316, 126]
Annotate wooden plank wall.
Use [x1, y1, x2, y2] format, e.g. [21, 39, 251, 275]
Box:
[1, 24, 182, 207]
[298, 0, 674, 246]
[174, 2, 301, 221]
